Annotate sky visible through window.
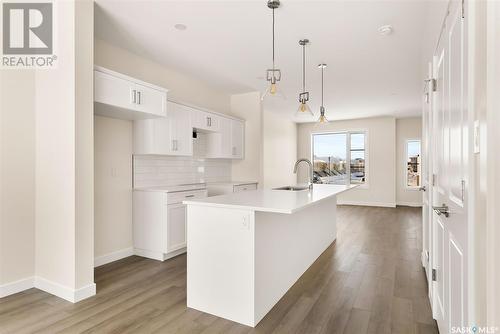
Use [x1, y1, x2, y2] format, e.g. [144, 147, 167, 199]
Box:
[313, 134, 346, 158]
[407, 140, 420, 157]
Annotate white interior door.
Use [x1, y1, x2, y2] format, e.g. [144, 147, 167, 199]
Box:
[431, 1, 468, 332]
[422, 62, 432, 290]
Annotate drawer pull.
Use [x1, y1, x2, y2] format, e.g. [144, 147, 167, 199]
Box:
[185, 194, 195, 198]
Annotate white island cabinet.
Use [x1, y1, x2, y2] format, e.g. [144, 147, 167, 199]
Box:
[184, 184, 356, 327]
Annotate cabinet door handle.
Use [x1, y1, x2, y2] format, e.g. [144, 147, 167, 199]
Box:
[131, 89, 136, 104]
[232, 147, 236, 156]
[207, 117, 210, 127]
[172, 140, 176, 151]
[137, 91, 141, 104]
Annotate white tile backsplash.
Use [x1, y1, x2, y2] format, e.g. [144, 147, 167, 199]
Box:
[133, 134, 232, 188]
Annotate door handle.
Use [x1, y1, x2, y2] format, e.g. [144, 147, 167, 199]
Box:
[433, 204, 450, 218]
[131, 89, 136, 104]
[419, 186, 426, 192]
[137, 91, 141, 104]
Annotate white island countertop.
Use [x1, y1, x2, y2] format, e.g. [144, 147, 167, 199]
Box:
[184, 184, 356, 214]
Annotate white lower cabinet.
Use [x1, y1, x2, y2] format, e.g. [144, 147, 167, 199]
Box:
[133, 189, 207, 261]
[166, 203, 187, 252]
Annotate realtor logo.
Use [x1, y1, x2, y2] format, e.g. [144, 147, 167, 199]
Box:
[2, 2, 56, 68]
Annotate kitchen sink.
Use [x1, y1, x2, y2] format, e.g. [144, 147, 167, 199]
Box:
[273, 185, 310, 191]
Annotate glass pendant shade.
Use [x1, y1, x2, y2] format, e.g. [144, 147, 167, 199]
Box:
[262, 79, 286, 100]
[295, 99, 314, 117]
[318, 108, 329, 123]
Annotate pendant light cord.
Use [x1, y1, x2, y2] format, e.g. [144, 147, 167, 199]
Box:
[321, 66, 324, 107]
[272, 8, 275, 70]
[302, 44, 306, 92]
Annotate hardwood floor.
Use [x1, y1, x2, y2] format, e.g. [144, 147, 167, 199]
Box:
[0, 206, 438, 334]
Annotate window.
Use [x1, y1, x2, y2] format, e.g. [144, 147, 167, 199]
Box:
[406, 140, 421, 188]
[312, 131, 366, 185]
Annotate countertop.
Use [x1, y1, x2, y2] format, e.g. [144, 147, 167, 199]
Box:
[207, 181, 258, 186]
[134, 183, 206, 193]
[183, 184, 357, 214]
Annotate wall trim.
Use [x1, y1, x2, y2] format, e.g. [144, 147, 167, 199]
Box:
[397, 201, 423, 207]
[94, 247, 134, 267]
[0, 277, 96, 303]
[0, 277, 35, 298]
[337, 200, 396, 208]
[34, 277, 96, 303]
[134, 247, 186, 262]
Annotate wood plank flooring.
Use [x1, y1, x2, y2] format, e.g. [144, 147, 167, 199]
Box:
[0, 206, 438, 334]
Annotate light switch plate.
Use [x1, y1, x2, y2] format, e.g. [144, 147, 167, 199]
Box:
[473, 120, 480, 154]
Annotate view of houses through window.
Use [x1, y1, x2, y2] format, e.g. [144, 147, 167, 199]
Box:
[406, 140, 421, 188]
[312, 132, 366, 185]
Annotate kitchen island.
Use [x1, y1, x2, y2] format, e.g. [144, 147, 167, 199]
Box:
[183, 184, 356, 327]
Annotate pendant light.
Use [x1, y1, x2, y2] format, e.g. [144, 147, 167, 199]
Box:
[295, 39, 314, 117]
[317, 63, 329, 123]
[262, 0, 284, 100]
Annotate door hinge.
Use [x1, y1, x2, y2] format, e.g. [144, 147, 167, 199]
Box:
[432, 268, 437, 281]
[425, 78, 437, 92]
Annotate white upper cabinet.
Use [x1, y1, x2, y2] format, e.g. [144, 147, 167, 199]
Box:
[169, 103, 193, 156]
[134, 100, 244, 159]
[191, 109, 220, 132]
[231, 120, 244, 159]
[94, 66, 167, 120]
[205, 118, 244, 159]
[134, 101, 192, 156]
[205, 117, 231, 158]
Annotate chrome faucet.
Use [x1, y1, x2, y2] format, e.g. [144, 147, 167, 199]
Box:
[293, 158, 314, 190]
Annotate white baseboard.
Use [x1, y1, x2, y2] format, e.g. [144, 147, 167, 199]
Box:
[0, 277, 35, 298]
[397, 201, 423, 207]
[0, 276, 96, 303]
[134, 247, 186, 262]
[94, 247, 134, 267]
[34, 277, 96, 303]
[337, 200, 396, 208]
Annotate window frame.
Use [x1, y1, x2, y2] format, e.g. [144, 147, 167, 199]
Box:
[404, 138, 422, 190]
[310, 129, 369, 188]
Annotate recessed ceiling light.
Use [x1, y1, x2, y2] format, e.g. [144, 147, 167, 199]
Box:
[174, 23, 187, 31]
[378, 25, 393, 36]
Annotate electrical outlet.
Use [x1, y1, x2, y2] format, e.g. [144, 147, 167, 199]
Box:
[242, 215, 250, 229]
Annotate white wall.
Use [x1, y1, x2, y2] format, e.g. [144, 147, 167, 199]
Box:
[230, 92, 263, 186]
[297, 117, 397, 207]
[262, 109, 297, 189]
[396, 117, 423, 206]
[0, 70, 36, 288]
[35, 0, 95, 296]
[94, 116, 133, 259]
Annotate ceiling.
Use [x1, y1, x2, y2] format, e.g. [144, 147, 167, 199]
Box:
[95, 0, 434, 122]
